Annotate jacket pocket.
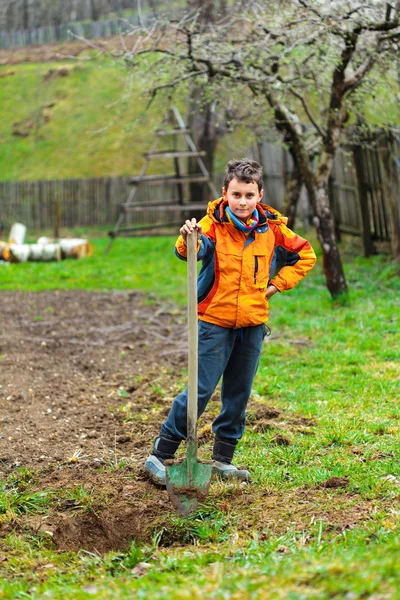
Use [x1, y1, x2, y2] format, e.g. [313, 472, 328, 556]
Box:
[254, 256, 259, 284]
[252, 250, 269, 289]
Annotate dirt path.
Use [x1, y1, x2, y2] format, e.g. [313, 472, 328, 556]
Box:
[0, 290, 379, 554]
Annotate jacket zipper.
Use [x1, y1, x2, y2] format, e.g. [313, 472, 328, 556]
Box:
[254, 256, 258, 284]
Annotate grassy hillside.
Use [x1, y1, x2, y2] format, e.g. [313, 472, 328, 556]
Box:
[0, 53, 252, 182]
[1, 50, 399, 184]
[0, 55, 175, 181]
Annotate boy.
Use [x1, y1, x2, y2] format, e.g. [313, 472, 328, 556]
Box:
[145, 158, 316, 485]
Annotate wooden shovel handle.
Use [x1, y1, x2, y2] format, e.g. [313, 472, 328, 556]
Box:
[187, 232, 198, 445]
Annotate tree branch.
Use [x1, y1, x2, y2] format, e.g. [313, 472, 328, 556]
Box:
[287, 86, 327, 139]
[381, 28, 400, 41]
[344, 5, 373, 20]
[150, 69, 206, 94]
[343, 53, 376, 93]
[297, 0, 321, 19]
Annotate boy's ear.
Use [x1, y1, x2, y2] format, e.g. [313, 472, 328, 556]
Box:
[259, 188, 264, 201]
[222, 187, 227, 197]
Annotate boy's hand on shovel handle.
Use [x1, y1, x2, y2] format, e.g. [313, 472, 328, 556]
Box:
[180, 219, 203, 245]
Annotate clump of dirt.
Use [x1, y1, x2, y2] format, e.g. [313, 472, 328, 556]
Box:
[250, 405, 282, 420]
[170, 485, 208, 501]
[52, 494, 169, 554]
[251, 419, 273, 433]
[19, 470, 173, 554]
[0, 69, 15, 78]
[12, 120, 34, 137]
[43, 66, 72, 81]
[270, 433, 292, 446]
[290, 415, 317, 429]
[12, 102, 55, 137]
[321, 477, 349, 489]
[247, 400, 316, 437]
[372, 452, 394, 460]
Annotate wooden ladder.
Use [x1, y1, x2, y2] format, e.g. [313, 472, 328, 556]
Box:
[105, 107, 218, 253]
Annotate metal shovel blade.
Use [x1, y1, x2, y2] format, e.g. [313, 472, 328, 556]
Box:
[166, 442, 212, 517]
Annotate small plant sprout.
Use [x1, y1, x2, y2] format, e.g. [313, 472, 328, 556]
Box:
[67, 448, 88, 464]
[151, 383, 165, 397]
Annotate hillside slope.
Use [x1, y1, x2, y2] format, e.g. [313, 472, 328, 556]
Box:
[0, 43, 399, 183]
[0, 51, 189, 182]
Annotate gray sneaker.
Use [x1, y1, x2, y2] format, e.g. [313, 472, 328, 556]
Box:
[144, 455, 166, 486]
[212, 460, 250, 481]
[145, 435, 181, 486]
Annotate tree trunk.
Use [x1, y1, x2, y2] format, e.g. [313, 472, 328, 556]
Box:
[187, 87, 218, 203]
[267, 95, 348, 298]
[22, 0, 29, 30]
[186, 0, 227, 203]
[306, 161, 348, 298]
[283, 163, 303, 229]
[90, 0, 99, 21]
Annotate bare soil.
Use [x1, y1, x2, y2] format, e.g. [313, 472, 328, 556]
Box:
[0, 291, 383, 554]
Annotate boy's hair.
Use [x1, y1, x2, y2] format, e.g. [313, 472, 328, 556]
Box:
[223, 158, 264, 192]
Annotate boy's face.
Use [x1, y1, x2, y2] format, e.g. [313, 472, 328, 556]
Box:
[223, 177, 263, 221]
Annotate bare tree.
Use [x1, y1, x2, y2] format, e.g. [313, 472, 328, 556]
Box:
[186, 0, 228, 202]
[123, 1, 400, 298]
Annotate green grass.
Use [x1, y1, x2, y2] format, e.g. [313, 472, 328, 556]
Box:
[0, 235, 189, 303]
[0, 55, 252, 183]
[0, 469, 54, 520]
[1, 236, 400, 598]
[0, 56, 174, 181]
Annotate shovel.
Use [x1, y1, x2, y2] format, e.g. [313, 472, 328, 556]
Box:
[166, 230, 212, 517]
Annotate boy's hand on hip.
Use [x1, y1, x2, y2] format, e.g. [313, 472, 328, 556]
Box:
[180, 218, 203, 245]
[266, 285, 278, 300]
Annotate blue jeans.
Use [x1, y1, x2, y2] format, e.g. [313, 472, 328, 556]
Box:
[161, 321, 266, 442]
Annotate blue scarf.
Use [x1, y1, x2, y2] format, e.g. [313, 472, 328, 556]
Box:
[225, 206, 259, 233]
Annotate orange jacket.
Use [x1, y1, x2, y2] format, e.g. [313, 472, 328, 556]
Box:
[175, 198, 316, 329]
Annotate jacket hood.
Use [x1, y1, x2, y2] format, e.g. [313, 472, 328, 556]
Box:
[206, 197, 288, 226]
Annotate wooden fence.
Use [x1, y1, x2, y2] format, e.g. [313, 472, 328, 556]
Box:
[0, 1, 183, 49]
[256, 140, 311, 224]
[257, 135, 400, 256]
[1, 137, 399, 257]
[330, 135, 400, 256]
[0, 13, 145, 49]
[0, 176, 181, 230]
[0, 158, 308, 233]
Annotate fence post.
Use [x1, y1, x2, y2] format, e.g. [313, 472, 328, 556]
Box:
[380, 135, 400, 260]
[353, 145, 375, 257]
[54, 199, 61, 239]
